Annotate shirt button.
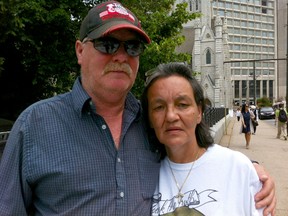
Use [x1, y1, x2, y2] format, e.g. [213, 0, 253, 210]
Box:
[120, 192, 124, 198]
[117, 158, 121, 162]
[102, 124, 107, 130]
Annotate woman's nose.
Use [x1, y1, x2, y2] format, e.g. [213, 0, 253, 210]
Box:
[165, 107, 179, 122]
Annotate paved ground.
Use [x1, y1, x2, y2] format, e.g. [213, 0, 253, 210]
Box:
[219, 117, 288, 216]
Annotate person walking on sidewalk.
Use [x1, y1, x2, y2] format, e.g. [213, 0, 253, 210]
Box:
[236, 107, 241, 122]
[241, 103, 255, 149]
[275, 103, 287, 140]
[251, 105, 259, 135]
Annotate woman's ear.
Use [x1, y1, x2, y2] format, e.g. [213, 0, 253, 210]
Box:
[197, 106, 202, 124]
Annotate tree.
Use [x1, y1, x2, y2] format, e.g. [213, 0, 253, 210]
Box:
[122, 0, 200, 98]
[0, 0, 86, 119]
[0, 0, 200, 120]
[257, 97, 272, 108]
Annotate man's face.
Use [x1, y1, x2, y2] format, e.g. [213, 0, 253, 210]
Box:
[75, 29, 140, 98]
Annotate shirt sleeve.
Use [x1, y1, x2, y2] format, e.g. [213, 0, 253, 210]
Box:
[0, 118, 31, 215]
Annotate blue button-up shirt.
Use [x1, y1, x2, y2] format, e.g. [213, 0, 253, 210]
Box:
[0, 77, 160, 216]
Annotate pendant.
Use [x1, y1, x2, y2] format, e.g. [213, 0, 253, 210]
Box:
[176, 192, 184, 203]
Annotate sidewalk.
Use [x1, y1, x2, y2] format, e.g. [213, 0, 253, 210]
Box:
[219, 117, 288, 216]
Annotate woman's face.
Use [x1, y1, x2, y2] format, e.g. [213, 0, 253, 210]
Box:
[147, 75, 202, 149]
[245, 105, 249, 111]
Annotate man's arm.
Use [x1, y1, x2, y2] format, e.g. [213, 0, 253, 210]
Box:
[253, 162, 276, 216]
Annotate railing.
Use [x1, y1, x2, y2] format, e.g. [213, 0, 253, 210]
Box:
[0, 131, 10, 153]
[204, 107, 228, 127]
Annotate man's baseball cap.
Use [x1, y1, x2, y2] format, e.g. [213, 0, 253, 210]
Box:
[79, 1, 151, 44]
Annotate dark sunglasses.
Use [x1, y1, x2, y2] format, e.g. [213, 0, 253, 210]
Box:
[85, 37, 145, 57]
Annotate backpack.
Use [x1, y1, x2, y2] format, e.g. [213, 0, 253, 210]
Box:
[278, 109, 287, 122]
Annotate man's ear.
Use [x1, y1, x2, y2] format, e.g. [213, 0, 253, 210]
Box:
[75, 40, 84, 64]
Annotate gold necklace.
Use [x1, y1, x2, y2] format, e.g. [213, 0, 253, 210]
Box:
[167, 149, 200, 204]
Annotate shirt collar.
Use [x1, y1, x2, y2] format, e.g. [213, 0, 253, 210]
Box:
[71, 77, 141, 120]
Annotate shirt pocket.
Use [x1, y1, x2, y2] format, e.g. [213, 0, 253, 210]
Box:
[137, 149, 160, 200]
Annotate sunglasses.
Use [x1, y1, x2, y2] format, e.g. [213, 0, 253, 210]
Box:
[85, 37, 145, 57]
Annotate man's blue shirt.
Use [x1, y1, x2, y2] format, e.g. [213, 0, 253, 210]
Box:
[0, 77, 160, 215]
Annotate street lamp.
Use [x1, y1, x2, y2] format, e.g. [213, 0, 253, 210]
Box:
[286, 3, 288, 108]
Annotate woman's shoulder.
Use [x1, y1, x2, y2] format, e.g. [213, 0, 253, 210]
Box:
[208, 144, 253, 165]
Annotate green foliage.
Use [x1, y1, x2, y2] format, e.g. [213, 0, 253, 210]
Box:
[124, 1, 200, 98]
[257, 97, 272, 108]
[0, 0, 200, 119]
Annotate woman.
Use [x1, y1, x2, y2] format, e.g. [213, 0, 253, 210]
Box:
[241, 103, 255, 149]
[142, 63, 264, 215]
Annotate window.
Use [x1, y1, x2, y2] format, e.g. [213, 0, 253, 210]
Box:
[256, 80, 260, 98]
[242, 69, 248, 75]
[248, 22, 254, 28]
[233, 69, 241, 75]
[234, 45, 240, 50]
[241, 44, 247, 50]
[248, 14, 254, 19]
[255, 23, 261, 28]
[249, 80, 254, 98]
[242, 81, 247, 98]
[234, 53, 240, 59]
[269, 80, 273, 99]
[206, 49, 211, 64]
[255, 0, 261, 6]
[263, 80, 267, 97]
[255, 7, 261, 13]
[234, 81, 240, 98]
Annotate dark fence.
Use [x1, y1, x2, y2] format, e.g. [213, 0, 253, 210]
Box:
[0, 131, 10, 154]
[203, 107, 228, 127]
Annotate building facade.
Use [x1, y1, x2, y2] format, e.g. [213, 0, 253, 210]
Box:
[175, 0, 279, 108]
[277, 0, 287, 101]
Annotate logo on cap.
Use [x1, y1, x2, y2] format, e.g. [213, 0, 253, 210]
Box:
[100, 3, 135, 23]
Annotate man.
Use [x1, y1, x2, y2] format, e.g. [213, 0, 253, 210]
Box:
[0, 1, 276, 215]
[275, 102, 287, 140]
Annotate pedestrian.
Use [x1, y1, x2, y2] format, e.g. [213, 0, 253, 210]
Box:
[236, 107, 241, 121]
[0, 1, 276, 215]
[240, 103, 255, 149]
[275, 103, 287, 140]
[142, 63, 263, 215]
[251, 105, 259, 135]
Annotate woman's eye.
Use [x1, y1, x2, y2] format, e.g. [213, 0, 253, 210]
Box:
[178, 103, 189, 108]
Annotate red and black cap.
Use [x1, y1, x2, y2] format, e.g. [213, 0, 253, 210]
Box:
[79, 1, 151, 43]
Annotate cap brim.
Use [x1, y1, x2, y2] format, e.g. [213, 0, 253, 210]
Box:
[87, 21, 151, 44]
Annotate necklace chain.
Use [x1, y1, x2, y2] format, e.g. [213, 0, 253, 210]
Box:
[167, 149, 200, 204]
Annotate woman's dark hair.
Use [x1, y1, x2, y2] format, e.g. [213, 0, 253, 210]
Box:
[141, 62, 214, 159]
[241, 103, 248, 113]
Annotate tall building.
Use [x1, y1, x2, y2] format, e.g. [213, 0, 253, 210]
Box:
[277, 0, 287, 101]
[175, 0, 279, 108]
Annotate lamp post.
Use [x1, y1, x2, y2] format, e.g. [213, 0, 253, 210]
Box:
[253, 61, 256, 105]
[286, 2, 288, 108]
